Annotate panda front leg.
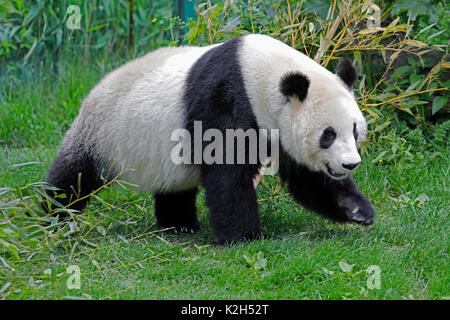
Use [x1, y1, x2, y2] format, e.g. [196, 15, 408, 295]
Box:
[281, 160, 375, 225]
[201, 164, 261, 245]
[154, 188, 200, 233]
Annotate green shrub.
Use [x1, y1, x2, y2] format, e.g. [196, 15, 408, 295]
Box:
[183, 0, 449, 144]
[0, 0, 179, 65]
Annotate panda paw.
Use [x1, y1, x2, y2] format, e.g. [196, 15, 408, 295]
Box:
[337, 193, 375, 226]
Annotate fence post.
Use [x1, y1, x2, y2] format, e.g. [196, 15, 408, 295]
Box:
[129, 0, 134, 50]
[183, 0, 195, 21]
[178, 0, 195, 44]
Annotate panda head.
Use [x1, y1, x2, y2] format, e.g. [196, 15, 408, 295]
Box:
[279, 59, 367, 180]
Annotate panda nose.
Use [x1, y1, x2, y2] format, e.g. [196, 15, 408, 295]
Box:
[342, 162, 360, 171]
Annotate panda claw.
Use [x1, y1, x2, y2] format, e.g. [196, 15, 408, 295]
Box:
[172, 226, 198, 233]
[350, 210, 374, 225]
[351, 211, 366, 222]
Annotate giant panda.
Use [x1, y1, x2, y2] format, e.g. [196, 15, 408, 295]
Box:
[44, 34, 375, 244]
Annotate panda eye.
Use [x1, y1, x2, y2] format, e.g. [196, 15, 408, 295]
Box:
[320, 127, 336, 149]
[353, 122, 358, 141]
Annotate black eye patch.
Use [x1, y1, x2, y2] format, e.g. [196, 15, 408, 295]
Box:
[320, 127, 336, 149]
[353, 122, 358, 141]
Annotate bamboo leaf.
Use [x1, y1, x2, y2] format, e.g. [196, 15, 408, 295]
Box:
[432, 96, 448, 115]
[400, 39, 428, 48]
[358, 27, 385, 34]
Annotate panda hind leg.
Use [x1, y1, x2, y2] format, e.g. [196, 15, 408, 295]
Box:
[43, 148, 104, 218]
[154, 188, 200, 233]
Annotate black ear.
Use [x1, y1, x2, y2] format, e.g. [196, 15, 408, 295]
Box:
[280, 72, 310, 102]
[336, 58, 357, 89]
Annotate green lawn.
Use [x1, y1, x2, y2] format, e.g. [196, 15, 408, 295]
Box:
[0, 61, 448, 300]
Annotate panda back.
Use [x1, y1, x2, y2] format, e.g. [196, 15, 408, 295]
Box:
[67, 45, 219, 193]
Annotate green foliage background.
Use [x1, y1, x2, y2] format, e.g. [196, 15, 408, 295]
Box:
[1, 0, 448, 132]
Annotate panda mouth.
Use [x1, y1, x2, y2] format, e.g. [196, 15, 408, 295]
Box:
[323, 161, 347, 179]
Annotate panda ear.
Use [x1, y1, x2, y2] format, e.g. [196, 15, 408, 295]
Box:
[336, 58, 357, 89]
[280, 72, 310, 102]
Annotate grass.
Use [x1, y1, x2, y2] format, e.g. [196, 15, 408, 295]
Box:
[0, 57, 449, 300]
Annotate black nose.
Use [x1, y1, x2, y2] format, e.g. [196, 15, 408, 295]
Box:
[342, 162, 360, 170]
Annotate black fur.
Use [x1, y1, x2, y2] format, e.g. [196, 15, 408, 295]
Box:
[319, 127, 337, 149]
[353, 122, 358, 141]
[183, 36, 263, 244]
[279, 148, 375, 225]
[280, 72, 310, 101]
[44, 148, 103, 217]
[336, 58, 357, 89]
[154, 188, 200, 233]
